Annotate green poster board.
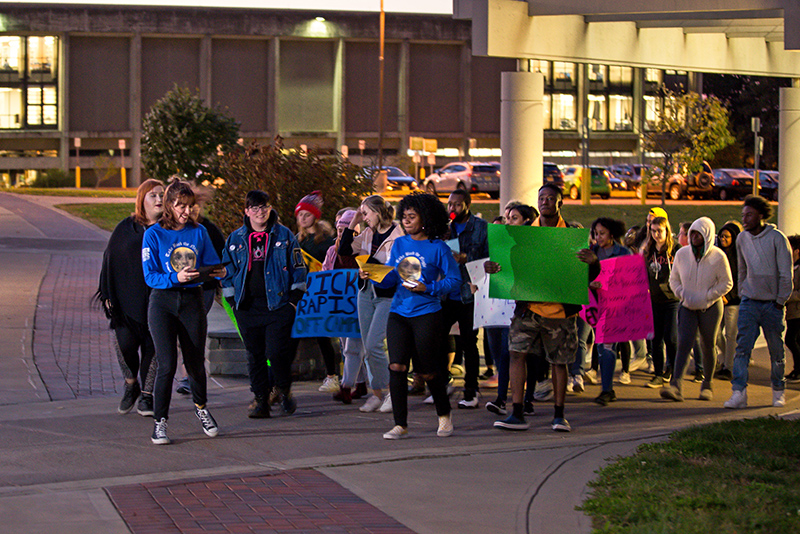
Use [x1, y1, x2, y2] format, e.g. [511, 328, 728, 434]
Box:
[487, 224, 590, 305]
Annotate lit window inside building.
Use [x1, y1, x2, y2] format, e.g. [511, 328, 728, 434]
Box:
[0, 35, 58, 129]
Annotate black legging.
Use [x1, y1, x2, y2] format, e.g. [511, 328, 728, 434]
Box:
[113, 315, 156, 393]
[786, 318, 800, 372]
[148, 288, 208, 421]
[386, 310, 451, 427]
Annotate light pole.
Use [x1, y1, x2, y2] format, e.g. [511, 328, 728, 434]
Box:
[119, 139, 127, 189]
[752, 117, 761, 197]
[74, 137, 81, 188]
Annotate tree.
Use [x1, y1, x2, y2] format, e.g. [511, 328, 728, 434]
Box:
[205, 138, 374, 236]
[643, 88, 734, 203]
[141, 85, 240, 182]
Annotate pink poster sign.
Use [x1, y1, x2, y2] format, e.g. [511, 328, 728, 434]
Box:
[580, 254, 654, 344]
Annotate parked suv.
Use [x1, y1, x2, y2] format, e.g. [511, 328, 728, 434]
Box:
[423, 162, 473, 196]
[711, 168, 756, 200]
[648, 161, 714, 200]
[562, 165, 612, 200]
[470, 162, 501, 198]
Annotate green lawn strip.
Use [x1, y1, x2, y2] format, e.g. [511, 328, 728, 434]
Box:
[2, 187, 136, 198]
[579, 417, 800, 533]
[57, 203, 135, 232]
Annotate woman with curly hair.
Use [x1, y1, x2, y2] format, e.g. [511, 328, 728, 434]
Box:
[365, 193, 461, 439]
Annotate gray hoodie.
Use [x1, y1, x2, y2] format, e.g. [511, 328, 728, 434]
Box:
[669, 217, 733, 311]
[736, 223, 793, 305]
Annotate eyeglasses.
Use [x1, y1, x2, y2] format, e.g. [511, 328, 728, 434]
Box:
[248, 205, 271, 213]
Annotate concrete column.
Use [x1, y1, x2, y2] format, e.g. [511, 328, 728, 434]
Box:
[130, 33, 142, 187]
[267, 38, 279, 137]
[500, 71, 544, 208]
[59, 34, 69, 176]
[460, 43, 472, 158]
[199, 35, 212, 104]
[333, 38, 344, 149]
[397, 40, 410, 155]
[779, 86, 800, 235]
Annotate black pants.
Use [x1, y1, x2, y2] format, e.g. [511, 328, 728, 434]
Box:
[148, 288, 208, 421]
[651, 300, 679, 377]
[386, 310, 451, 427]
[786, 318, 800, 372]
[113, 315, 156, 393]
[442, 299, 479, 394]
[235, 302, 296, 396]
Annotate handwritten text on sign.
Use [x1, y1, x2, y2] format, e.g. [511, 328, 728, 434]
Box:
[583, 255, 654, 344]
[291, 269, 361, 338]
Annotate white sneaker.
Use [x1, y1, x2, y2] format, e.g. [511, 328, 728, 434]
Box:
[423, 394, 434, 404]
[457, 394, 479, 409]
[573, 374, 585, 393]
[619, 371, 631, 385]
[566, 378, 574, 394]
[629, 356, 648, 372]
[383, 425, 409, 440]
[646, 361, 655, 374]
[319, 376, 340, 393]
[359, 395, 382, 412]
[723, 389, 748, 409]
[533, 379, 553, 402]
[773, 389, 786, 407]
[437, 414, 453, 437]
[379, 393, 393, 413]
[584, 369, 599, 385]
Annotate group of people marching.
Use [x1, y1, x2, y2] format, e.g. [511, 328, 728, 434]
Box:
[97, 177, 799, 445]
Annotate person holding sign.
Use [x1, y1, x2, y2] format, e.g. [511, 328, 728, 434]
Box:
[365, 193, 461, 439]
[662, 217, 732, 402]
[340, 195, 404, 413]
[142, 180, 226, 445]
[222, 190, 307, 419]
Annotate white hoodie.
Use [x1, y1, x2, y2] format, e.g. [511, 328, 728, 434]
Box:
[669, 217, 733, 311]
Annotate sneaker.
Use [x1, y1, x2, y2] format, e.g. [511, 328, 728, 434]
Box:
[450, 364, 465, 377]
[437, 414, 453, 437]
[478, 368, 495, 380]
[618, 371, 631, 385]
[533, 379, 553, 402]
[268, 386, 281, 406]
[662, 369, 672, 382]
[195, 407, 219, 437]
[594, 390, 616, 406]
[552, 417, 571, 432]
[351, 382, 368, 399]
[379, 393, 393, 413]
[408, 381, 426, 395]
[118, 381, 141, 414]
[383, 425, 409, 440]
[646, 360, 655, 374]
[699, 387, 713, 401]
[692, 370, 704, 383]
[458, 392, 479, 409]
[714, 368, 733, 381]
[645, 376, 665, 389]
[572, 375, 585, 393]
[319, 376, 340, 393]
[175, 377, 190, 396]
[248, 395, 271, 418]
[360, 395, 383, 412]
[493, 414, 529, 431]
[786, 370, 800, 383]
[137, 393, 154, 417]
[660, 386, 684, 402]
[423, 394, 435, 405]
[485, 400, 507, 415]
[280, 392, 297, 415]
[333, 387, 352, 404]
[523, 400, 535, 415]
[724, 389, 748, 409]
[584, 369, 599, 385]
[151, 418, 170, 445]
[629, 355, 648, 373]
[773, 389, 786, 407]
[482, 375, 499, 389]
[566, 378, 574, 394]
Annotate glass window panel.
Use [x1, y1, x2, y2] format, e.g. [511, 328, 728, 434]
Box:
[28, 36, 58, 82]
[0, 88, 23, 129]
[0, 37, 23, 82]
[553, 62, 576, 85]
[27, 104, 41, 125]
[588, 94, 607, 130]
[42, 86, 57, 105]
[645, 68, 662, 84]
[543, 93, 551, 129]
[609, 66, 632, 86]
[588, 64, 605, 83]
[552, 93, 575, 130]
[644, 95, 659, 130]
[610, 94, 633, 131]
[529, 59, 550, 85]
[43, 105, 57, 125]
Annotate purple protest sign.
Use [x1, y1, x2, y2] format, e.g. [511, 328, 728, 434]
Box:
[582, 255, 654, 344]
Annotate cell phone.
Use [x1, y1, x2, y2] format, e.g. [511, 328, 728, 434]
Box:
[402, 280, 418, 289]
[192, 264, 223, 283]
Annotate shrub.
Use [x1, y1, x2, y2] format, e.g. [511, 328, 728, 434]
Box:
[32, 169, 72, 188]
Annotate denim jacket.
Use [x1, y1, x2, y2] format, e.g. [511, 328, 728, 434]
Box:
[450, 214, 489, 303]
[221, 211, 307, 311]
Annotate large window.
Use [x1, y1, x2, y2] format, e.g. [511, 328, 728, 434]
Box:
[0, 36, 58, 130]
[588, 64, 633, 131]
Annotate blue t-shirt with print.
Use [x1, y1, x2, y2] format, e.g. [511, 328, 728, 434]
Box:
[142, 223, 222, 289]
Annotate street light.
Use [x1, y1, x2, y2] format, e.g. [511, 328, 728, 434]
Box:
[752, 117, 761, 197]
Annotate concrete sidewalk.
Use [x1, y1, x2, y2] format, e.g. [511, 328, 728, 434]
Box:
[0, 190, 797, 534]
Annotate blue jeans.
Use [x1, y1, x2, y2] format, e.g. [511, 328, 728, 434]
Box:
[357, 286, 391, 391]
[570, 317, 592, 377]
[598, 342, 619, 392]
[732, 298, 786, 392]
[485, 326, 509, 402]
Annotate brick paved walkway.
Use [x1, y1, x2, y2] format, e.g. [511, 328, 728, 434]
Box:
[33, 254, 120, 401]
[107, 469, 415, 534]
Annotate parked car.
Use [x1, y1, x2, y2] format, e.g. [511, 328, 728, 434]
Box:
[422, 162, 474, 196]
[608, 164, 637, 190]
[711, 168, 756, 200]
[470, 162, 501, 198]
[362, 166, 418, 191]
[647, 161, 714, 200]
[607, 171, 627, 191]
[561, 165, 612, 199]
[543, 162, 565, 189]
[746, 169, 778, 200]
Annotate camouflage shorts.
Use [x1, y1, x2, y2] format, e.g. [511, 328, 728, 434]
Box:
[508, 312, 578, 365]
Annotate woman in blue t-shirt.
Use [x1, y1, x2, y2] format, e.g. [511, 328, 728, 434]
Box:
[142, 180, 226, 445]
[366, 193, 461, 440]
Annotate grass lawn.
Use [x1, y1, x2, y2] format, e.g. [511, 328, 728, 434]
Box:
[580, 417, 800, 533]
[57, 203, 135, 232]
[2, 187, 137, 198]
